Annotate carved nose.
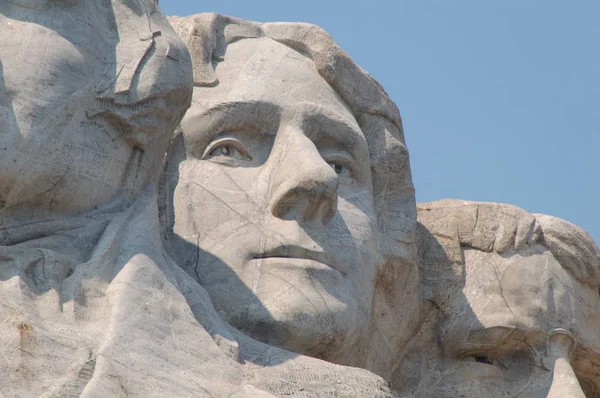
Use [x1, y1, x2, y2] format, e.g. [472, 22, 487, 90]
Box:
[546, 329, 586, 398]
[269, 135, 339, 223]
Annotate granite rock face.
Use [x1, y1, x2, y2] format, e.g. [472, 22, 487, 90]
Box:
[164, 13, 420, 379]
[405, 200, 600, 397]
[0, 6, 399, 396]
[1, 5, 598, 397]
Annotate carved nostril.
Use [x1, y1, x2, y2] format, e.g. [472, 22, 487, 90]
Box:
[270, 166, 339, 223]
[267, 130, 340, 223]
[544, 329, 586, 398]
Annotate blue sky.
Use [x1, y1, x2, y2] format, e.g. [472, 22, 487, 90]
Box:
[162, 1, 600, 244]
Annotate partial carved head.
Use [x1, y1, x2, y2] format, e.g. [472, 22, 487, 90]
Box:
[161, 13, 418, 369]
[414, 200, 600, 397]
[0, 0, 192, 218]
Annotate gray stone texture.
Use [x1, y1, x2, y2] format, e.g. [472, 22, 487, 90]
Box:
[1, 5, 598, 397]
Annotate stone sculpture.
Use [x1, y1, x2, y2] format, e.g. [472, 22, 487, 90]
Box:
[162, 12, 420, 378]
[405, 200, 600, 397]
[162, 14, 600, 397]
[0, 6, 398, 397]
[0, 1, 238, 396]
[1, 4, 599, 397]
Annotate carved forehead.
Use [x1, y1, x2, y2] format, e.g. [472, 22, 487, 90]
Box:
[171, 14, 403, 132]
[192, 37, 357, 124]
[212, 38, 330, 95]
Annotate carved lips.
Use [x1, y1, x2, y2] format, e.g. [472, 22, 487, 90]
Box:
[251, 245, 344, 276]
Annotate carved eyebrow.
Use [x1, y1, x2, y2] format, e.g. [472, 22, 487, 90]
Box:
[300, 104, 369, 162]
[195, 100, 281, 130]
[182, 100, 281, 151]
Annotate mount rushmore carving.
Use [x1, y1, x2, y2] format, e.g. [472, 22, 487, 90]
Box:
[1, 2, 598, 397]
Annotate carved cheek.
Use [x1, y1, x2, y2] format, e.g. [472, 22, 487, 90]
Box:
[175, 160, 259, 237]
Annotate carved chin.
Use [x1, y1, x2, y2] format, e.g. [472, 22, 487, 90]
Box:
[220, 293, 366, 363]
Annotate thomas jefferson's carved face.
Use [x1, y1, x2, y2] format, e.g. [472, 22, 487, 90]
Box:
[166, 37, 381, 362]
[421, 246, 600, 397]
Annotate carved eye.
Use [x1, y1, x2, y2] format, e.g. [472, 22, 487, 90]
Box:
[323, 153, 355, 181]
[474, 355, 495, 366]
[215, 146, 232, 157]
[202, 137, 252, 165]
[328, 162, 344, 175]
[463, 353, 503, 368]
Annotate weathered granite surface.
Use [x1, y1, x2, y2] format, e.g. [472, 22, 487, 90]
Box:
[0, 5, 398, 397]
[1, 5, 598, 397]
[404, 200, 600, 397]
[164, 13, 419, 378]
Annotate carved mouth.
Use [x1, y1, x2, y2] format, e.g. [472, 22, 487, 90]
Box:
[251, 246, 343, 276]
